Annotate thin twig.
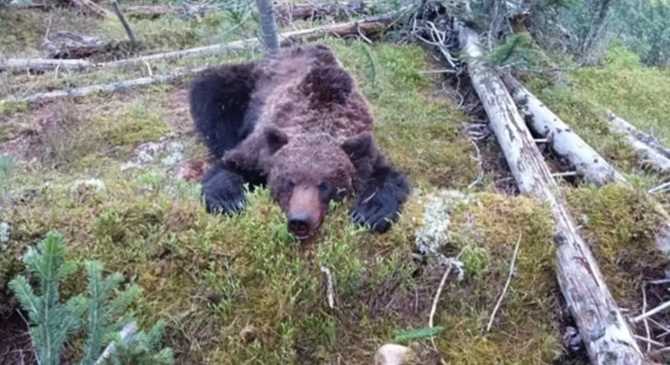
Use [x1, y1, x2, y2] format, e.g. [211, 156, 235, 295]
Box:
[648, 278, 670, 285]
[486, 234, 522, 332]
[467, 138, 483, 189]
[642, 282, 652, 352]
[633, 334, 664, 347]
[633, 300, 670, 323]
[552, 171, 579, 179]
[429, 249, 465, 354]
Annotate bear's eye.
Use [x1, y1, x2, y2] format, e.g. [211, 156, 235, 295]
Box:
[318, 182, 331, 194]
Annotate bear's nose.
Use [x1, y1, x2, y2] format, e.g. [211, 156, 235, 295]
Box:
[288, 213, 311, 238]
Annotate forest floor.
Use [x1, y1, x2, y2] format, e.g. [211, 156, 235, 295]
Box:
[1, 3, 670, 364]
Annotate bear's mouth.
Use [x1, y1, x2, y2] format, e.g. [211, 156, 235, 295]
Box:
[288, 221, 312, 239]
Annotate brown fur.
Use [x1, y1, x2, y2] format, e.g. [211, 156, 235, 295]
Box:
[192, 44, 410, 238]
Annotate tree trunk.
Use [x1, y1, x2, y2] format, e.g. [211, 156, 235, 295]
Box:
[255, 0, 280, 53]
[457, 22, 644, 365]
[579, 0, 613, 64]
[607, 112, 670, 159]
[502, 73, 624, 186]
[607, 112, 670, 173]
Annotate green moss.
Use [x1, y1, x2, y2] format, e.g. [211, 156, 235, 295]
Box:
[1, 38, 572, 363]
[435, 193, 561, 363]
[96, 103, 169, 146]
[566, 184, 667, 304]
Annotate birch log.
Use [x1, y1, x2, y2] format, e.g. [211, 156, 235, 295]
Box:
[0, 14, 394, 74]
[457, 23, 644, 365]
[502, 75, 670, 260]
[608, 112, 670, 172]
[0, 58, 94, 73]
[502, 74, 625, 185]
[2, 67, 206, 104]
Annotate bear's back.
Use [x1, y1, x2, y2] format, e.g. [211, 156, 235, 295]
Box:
[252, 45, 374, 142]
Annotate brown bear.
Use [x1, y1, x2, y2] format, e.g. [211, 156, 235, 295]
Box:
[189, 44, 409, 240]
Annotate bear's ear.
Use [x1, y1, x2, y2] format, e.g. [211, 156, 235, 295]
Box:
[341, 132, 373, 160]
[265, 127, 289, 154]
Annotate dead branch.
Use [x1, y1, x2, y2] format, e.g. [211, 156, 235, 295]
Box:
[2, 67, 206, 104]
[486, 234, 521, 332]
[0, 58, 94, 73]
[0, 14, 396, 74]
[633, 300, 670, 324]
[457, 22, 644, 364]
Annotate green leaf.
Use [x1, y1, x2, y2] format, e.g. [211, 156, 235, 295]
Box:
[392, 326, 445, 344]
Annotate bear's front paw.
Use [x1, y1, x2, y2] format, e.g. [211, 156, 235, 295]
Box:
[202, 169, 246, 215]
[351, 188, 400, 233]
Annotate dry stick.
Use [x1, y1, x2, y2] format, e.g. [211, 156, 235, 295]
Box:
[0, 58, 94, 73]
[633, 301, 670, 324]
[2, 67, 206, 104]
[0, 14, 396, 74]
[457, 22, 644, 364]
[111, 0, 138, 46]
[503, 74, 670, 257]
[428, 250, 464, 354]
[486, 234, 521, 332]
[642, 283, 652, 352]
[608, 112, 670, 173]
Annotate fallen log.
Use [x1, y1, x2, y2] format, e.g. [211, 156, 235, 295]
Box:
[122, 2, 367, 21]
[276, 2, 367, 24]
[123, 4, 215, 19]
[102, 13, 393, 68]
[457, 23, 644, 364]
[0, 14, 394, 74]
[608, 112, 670, 171]
[502, 73, 624, 186]
[502, 74, 670, 259]
[41, 31, 135, 60]
[0, 58, 94, 73]
[1, 67, 205, 104]
[70, 0, 113, 18]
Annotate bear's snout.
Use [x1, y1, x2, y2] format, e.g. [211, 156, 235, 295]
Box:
[287, 185, 324, 240]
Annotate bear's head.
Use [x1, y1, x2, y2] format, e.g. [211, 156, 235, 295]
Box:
[246, 127, 373, 240]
